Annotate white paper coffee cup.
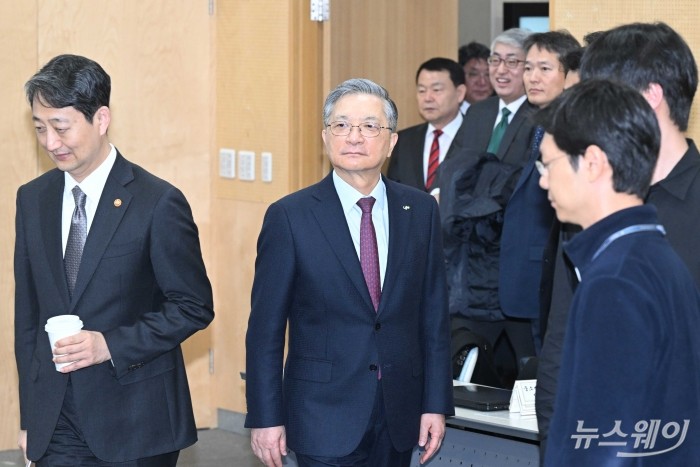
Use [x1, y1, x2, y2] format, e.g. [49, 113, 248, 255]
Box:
[45, 315, 83, 371]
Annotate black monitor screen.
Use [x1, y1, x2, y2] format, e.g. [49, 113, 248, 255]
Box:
[504, 2, 549, 32]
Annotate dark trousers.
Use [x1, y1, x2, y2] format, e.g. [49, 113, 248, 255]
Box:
[36, 381, 179, 467]
[295, 383, 412, 467]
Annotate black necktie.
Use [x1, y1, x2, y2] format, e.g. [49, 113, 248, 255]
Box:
[65, 186, 87, 297]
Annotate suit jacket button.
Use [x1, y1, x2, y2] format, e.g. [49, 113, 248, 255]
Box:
[369, 364, 378, 371]
[375, 322, 381, 331]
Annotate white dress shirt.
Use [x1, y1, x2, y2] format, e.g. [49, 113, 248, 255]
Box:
[332, 171, 389, 288]
[62, 144, 117, 256]
[422, 112, 464, 184]
[493, 94, 527, 129]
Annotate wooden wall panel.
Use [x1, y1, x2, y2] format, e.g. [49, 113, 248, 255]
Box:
[0, 1, 38, 450]
[33, 0, 215, 428]
[213, 0, 292, 204]
[552, 0, 700, 140]
[209, 198, 267, 414]
[210, 0, 294, 415]
[290, 3, 326, 189]
[329, 0, 459, 132]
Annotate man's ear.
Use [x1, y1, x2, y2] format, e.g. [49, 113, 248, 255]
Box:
[456, 83, 467, 103]
[641, 83, 664, 111]
[95, 106, 111, 135]
[387, 131, 399, 158]
[581, 144, 610, 183]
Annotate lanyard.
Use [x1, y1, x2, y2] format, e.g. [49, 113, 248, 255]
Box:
[591, 224, 666, 261]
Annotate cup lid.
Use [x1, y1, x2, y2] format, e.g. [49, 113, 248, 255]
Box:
[45, 315, 83, 332]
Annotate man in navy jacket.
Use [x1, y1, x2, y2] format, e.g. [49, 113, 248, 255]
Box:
[538, 79, 700, 465]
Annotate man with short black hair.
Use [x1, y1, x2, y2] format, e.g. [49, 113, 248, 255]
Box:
[16, 54, 214, 466]
[537, 78, 700, 465]
[537, 22, 700, 464]
[387, 57, 467, 191]
[499, 30, 580, 355]
[458, 41, 494, 113]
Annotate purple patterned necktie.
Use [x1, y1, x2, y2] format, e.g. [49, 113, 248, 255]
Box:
[357, 197, 381, 311]
[65, 185, 87, 297]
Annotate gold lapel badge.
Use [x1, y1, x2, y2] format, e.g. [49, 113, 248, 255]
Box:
[114, 199, 122, 207]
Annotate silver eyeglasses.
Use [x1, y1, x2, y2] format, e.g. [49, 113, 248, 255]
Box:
[487, 55, 526, 69]
[535, 154, 569, 176]
[327, 121, 390, 138]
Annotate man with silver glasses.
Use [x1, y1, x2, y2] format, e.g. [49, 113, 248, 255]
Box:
[452, 27, 535, 164]
[245, 78, 453, 467]
[439, 28, 537, 388]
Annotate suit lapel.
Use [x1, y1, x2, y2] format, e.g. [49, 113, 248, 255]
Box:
[498, 101, 534, 158]
[406, 124, 428, 189]
[40, 171, 71, 307]
[444, 119, 466, 161]
[379, 178, 412, 315]
[476, 98, 499, 149]
[311, 175, 376, 312]
[69, 154, 134, 310]
[512, 147, 539, 194]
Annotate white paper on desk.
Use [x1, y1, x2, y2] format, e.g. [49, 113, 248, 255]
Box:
[510, 379, 537, 416]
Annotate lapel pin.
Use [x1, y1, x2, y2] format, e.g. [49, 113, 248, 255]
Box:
[403, 205, 410, 210]
[114, 199, 122, 207]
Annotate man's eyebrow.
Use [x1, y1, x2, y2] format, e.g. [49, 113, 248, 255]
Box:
[32, 116, 70, 123]
[332, 114, 380, 122]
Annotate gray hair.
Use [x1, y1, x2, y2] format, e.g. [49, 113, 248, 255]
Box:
[322, 78, 398, 131]
[491, 28, 532, 53]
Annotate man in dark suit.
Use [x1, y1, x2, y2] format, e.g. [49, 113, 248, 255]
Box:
[386, 57, 466, 192]
[440, 28, 536, 387]
[246, 78, 453, 467]
[15, 54, 214, 466]
[458, 41, 494, 114]
[455, 28, 536, 166]
[498, 31, 580, 354]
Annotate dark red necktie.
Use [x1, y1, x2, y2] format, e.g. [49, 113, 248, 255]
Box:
[357, 197, 381, 311]
[426, 129, 443, 190]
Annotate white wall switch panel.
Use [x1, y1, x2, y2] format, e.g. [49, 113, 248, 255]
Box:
[261, 152, 272, 182]
[238, 150, 256, 181]
[218, 148, 236, 179]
